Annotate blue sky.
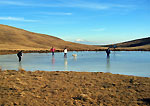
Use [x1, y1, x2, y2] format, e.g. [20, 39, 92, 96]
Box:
[0, 0, 150, 45]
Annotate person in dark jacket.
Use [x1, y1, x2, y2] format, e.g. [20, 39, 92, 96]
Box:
[106, 48, 111, 57]
[17, 51, 22, 62]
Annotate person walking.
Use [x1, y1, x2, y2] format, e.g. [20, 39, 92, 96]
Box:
[106, 48, 111, 57]
[17, 50, 22, 62]
[64, 48, 67, 58]
[50, 47, 55, 56]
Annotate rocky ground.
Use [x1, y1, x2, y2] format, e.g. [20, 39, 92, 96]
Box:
[0, 69, 150, 106]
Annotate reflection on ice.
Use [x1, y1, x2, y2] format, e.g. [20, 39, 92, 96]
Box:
[52, 56, 55, 65]
[0, 51, 150, 77]
[106, 57, 110, 72]
[18, 62, 22, 70]
[64, 58, 68, 71]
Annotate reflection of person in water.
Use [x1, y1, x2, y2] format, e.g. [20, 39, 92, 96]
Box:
[64, 58, 68, 71]
[18, 62, 22, 70]
[106, 48, 111, 57]
[52, 56, 55, 65]
[51, 55, 55, 70]
[106, 57, 110, 72]
[17, 51, 23, 62]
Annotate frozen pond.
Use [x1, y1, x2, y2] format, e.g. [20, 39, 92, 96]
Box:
[0, 51, 150, 77]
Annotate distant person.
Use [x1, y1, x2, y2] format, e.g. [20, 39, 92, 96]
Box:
[64, 48, 67, 58]
[113, 45, 117, 50]
[50, 47, 55, 56]
[17, 50, 22, 62]
[106, 48, 111, 57]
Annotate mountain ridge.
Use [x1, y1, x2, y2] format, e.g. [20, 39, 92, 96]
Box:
[0, 24, 102, 50]
[1, 24, 150, 51]
[102, 37, 150, 49]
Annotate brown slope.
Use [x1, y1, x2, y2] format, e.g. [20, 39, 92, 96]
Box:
[115, 37, 150, 47]
[102, 37, 150, 48]
[0, 24, 102, 50]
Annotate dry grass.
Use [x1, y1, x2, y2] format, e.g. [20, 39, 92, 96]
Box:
[1, 24, 150, 53]
[0, 70, 150, 106]
[0, 24, 104, 51]
[104, 37, 150, 50]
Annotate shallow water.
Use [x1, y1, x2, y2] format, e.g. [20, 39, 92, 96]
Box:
[0, 51, 150, 77]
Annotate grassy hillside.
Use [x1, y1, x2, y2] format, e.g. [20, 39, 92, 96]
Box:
[103, 37, 150, 49]
[0, 24, 103, 51]
[115, 37, 150, 47]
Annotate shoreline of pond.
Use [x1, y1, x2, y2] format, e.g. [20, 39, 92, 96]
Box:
[0, 48, 150, 55]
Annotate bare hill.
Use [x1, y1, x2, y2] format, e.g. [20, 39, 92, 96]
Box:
[0, 24, 102, 50]
[103, 37, 150, 48]
[115, 37, 150, 47]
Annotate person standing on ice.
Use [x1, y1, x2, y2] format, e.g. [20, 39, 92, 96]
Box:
[50, 47, 55, 56]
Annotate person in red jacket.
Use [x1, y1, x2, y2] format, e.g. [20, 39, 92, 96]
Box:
[50, 47, 55, 56]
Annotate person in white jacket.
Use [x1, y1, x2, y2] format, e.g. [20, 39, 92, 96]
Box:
[64, 48, 67, 58]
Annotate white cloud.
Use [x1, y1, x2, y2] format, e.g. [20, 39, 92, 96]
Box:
[65, 1, 109, 10]
[0, 17, 38, 22]
[0, 1, 30, 6]
[74, 38, 100, 45]
[0, 0, 135, 10]
[41, 12, 72, 16]
[75, 39, 84, 42]
[91, 28, 105, 31]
